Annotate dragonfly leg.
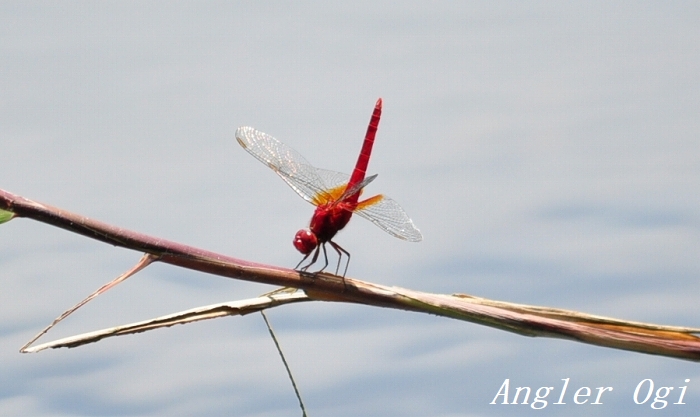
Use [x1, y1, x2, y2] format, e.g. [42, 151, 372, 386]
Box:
[317, 243, 329, 273]
[304, 244, 329, 275]
[294, 252, 312, 271]
[329, 241, 350, 291]
[296, 243, 344, 284]
[296, 245, 322, 272]
[328, 241, 350, 277]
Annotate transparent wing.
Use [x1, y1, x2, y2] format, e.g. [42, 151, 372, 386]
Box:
[237, 126, 422, 241]
[314, 168, 350, 191]
[236, 126, 340, 205]
[355, 195, 423, 242]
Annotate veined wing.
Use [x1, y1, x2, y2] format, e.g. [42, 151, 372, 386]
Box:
[311, 168, 354, 205]
[314, 168, 350, 192]
[236, 126, 338, 205]
[355, 195, 423, 242]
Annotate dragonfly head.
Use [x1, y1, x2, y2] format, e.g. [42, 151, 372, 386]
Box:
[293, 229, 318, 255]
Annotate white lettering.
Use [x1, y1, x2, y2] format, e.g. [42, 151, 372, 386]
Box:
[634, 379, 653, 404]
[651, 387, 673, 409]
[490, 379, 510, 404]
[592, 386, 612, 404]
[513, 386, 531, 404]
[554, 378, 569, 404]
[675, 379, 690, 404]
[531, 387, 553, 409]
[574, 387, 591, 404]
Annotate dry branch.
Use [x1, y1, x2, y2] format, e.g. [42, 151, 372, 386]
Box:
[23, 291, 311, 352]
[2, 188, 700, 361]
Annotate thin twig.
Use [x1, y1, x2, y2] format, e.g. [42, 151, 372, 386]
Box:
[261, 309, 309, 417]
[19, 253, 157, 353]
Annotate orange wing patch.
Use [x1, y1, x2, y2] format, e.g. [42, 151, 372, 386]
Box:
[356, 194, 383, 210]
[311, 184, 348, 206]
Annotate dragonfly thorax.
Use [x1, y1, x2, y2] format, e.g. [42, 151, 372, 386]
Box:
[293, 229, 318, 255]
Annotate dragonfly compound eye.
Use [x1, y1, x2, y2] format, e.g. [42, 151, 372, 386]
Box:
[293, 229, 318, 254]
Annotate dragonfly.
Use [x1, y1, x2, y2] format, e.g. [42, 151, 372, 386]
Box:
[235, 98, 422, 277]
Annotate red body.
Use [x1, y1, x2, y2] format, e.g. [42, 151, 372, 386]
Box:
[293, 99, 382, 254]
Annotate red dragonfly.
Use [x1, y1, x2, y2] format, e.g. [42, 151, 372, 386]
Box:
[235, 98, 422, 276]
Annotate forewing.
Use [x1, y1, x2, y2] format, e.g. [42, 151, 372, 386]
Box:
[314, 168, 350, 191]
[236, 126, 332, 204]
[355, 195, 423, 242]
[339, 174, 377, 202]
[314, 169, 379, 205]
